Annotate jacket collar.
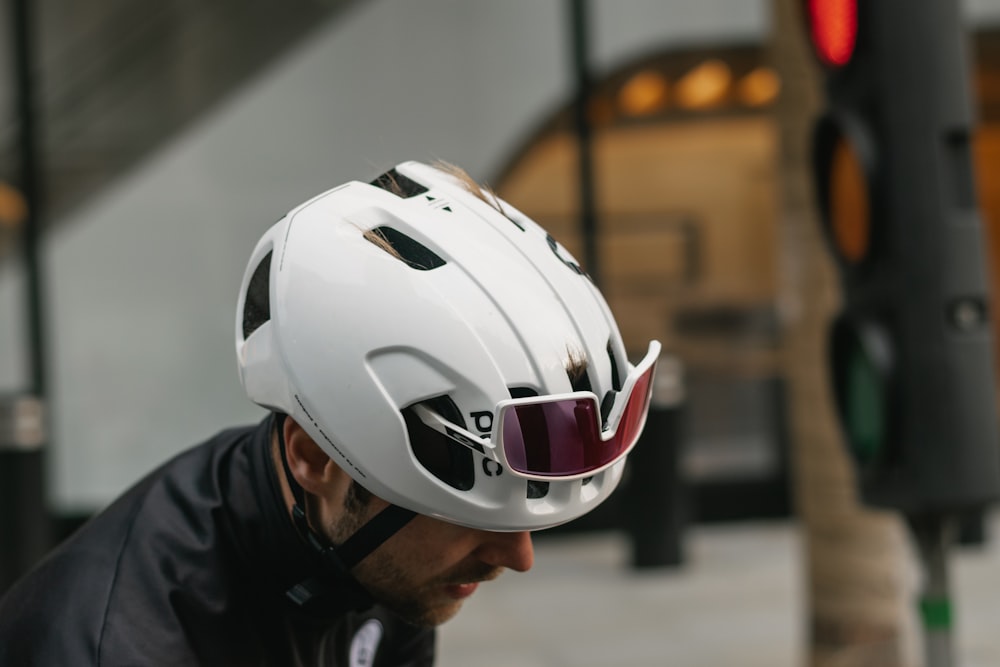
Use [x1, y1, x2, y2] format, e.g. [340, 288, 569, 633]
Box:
[241, 414, 375, 618]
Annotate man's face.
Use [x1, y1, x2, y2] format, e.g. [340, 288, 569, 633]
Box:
[327, 489, 534, 626]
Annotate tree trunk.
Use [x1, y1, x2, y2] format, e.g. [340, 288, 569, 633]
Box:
[768, 1, 921, 665]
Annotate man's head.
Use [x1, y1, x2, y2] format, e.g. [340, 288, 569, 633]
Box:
[277, 416, 533, 625]
[237, 160, 658, 608]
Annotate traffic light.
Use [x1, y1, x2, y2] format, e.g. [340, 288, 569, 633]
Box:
[805, 0, 1000, 512]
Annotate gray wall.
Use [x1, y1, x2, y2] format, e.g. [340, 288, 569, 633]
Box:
[0, 0, 798, 510]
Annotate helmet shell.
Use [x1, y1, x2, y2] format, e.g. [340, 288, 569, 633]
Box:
[236, 161, 634, 531]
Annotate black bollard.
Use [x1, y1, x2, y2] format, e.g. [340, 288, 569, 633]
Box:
[627, 356, 688, 569]
[0, 395, 48, 595]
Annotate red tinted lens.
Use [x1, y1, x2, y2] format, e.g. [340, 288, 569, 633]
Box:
[615, 362, 655, 448]
[501, 358, 657, 477]
[503, 398, 623, 477]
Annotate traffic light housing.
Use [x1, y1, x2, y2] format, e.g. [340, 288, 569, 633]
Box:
[806, 0, 1000, 512]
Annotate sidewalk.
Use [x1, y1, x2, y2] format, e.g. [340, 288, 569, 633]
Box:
[437, 515, 1000, 667]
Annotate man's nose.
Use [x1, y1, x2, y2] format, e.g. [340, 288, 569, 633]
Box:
[475, 530, 534, 572]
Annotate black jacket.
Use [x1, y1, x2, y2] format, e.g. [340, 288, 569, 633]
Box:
[0, 416, 435, 666]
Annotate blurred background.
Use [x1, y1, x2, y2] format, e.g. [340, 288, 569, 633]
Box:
[3, 0, 1000, 665]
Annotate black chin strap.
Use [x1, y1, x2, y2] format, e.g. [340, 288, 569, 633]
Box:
[276, 415, 416, 609]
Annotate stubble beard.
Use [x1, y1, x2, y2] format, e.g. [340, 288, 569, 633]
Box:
[326, 491, 502, 626]
[353, 551, 502, 626]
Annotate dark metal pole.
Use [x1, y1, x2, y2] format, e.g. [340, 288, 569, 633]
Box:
[11, 0, 45, 390]
[567, 0, 601, 287]
[910, 515, 957, 667]
[1, 0, 51, 595]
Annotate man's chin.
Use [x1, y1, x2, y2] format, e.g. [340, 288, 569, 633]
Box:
[395, 597, 465, 628]
[365, 567, 500, 627]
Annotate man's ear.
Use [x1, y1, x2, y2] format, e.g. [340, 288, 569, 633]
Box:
[283, 417, 344, 496]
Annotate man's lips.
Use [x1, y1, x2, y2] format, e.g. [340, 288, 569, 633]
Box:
[444, 582, 480, 600]
[442, 566, 501, 600]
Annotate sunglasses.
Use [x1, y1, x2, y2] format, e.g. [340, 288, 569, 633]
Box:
[412, 340, 661, 481]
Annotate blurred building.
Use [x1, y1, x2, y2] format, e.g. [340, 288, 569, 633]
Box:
[1, 0, 999, 521]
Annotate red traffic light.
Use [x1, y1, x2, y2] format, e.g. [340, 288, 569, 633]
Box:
[805, 0, 858, 68]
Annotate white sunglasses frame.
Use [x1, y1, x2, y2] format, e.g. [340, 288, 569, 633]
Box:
[411, 340, 661, 481]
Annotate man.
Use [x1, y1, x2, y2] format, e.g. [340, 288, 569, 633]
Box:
[0, 161, 659, 665]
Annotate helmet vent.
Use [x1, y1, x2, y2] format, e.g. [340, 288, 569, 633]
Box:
[527, 480, 549, 499]
[402, 396, 475, 491]
[242, 251, 272, 339]
[370, 168, 429, 198]
[566, 347, 592, 393]
[431, 160, 525, 231]
[607, 340, 623, 391]
[366, 226, 446, 271]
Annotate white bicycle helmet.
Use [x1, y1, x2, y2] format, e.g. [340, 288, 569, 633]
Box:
[236, 160, 647, 531]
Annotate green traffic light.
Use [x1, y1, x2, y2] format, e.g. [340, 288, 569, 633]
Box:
[832, 318, 890, 467]
[843, 341, 885, 465]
